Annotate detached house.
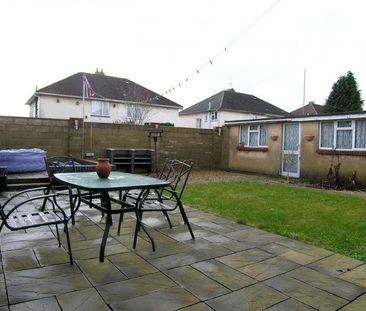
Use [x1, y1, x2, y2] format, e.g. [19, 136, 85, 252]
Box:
[25, 71, 182, 125]
[179, 89, 289, 129]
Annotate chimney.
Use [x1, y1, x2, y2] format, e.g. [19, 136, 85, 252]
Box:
[95, 68, 105, 75]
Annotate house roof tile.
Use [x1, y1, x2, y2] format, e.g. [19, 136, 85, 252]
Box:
[291, 102, 324, 116]
[179, 90, 289, 116]
[36, 72, 182, 108]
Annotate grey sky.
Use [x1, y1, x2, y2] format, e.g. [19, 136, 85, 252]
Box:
[1, 0, 365, 117]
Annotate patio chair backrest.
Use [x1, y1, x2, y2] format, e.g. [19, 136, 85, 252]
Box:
[44, 156, 77, 182]
[164, 159, 193, 201]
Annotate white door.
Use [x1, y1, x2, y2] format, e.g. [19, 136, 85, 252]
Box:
[282, 123, 301, 178]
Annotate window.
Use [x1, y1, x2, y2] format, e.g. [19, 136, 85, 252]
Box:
[196, 118, 202, 128]
[91, 101, 110, 117]
[211, 111, 218, 121]
[320, 119, 366, 150]
[240, 124, 268, 147]
[127, 105, 143, 119]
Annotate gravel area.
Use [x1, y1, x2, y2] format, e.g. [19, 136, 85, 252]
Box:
[188, 169, 281, 184]
[188, 169, 366, 199]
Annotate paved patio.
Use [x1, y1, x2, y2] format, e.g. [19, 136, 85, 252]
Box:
[0, 190, 365, 310]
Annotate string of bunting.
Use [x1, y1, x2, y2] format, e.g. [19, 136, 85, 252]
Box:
[160, 0, 282, 99]
[86, 0, 281, 106]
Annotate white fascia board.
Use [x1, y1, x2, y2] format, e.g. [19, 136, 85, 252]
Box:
[225, 112, 366, 126]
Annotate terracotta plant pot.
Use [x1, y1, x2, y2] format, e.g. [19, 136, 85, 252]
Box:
[270, 135, 278, 141]
[96, 158, 111, 178]
[304, 135, 314, 142]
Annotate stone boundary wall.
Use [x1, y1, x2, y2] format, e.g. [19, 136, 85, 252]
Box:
[0, 116, 225, 169]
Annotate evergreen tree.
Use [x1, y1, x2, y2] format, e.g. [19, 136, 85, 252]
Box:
[324, 71, 363, 113]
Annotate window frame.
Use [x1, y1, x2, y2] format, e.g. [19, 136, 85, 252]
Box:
[319, 119, 366, 151]
[210, 111, 218, 121]
[91, 100, 110, 117]
[239, 124, 268, 147]
[196, 118, 202, 129]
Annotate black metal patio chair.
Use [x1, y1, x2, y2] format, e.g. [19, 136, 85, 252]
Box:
[0, 187, 75, 264]
[117, 159, 195, 240]
[43, 156, 82, 224]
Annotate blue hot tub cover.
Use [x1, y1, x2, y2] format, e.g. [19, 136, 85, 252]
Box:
[0, 148, 47, 173]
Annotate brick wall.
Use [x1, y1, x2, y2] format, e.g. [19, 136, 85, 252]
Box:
[0, 116, 225, 169]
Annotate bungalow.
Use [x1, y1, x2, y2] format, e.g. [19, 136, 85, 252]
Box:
[25, 71, 182, 125]
[225, 111, 366, 184]
[179, 89, 290, 129]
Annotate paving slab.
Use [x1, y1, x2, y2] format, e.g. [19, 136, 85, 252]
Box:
[75, 224, 105, 240]
[265, 298, 316, 310]
[5, 264, 91, 304]
[183, 238, 233, 258]
[192, 259, 257, 290]
[216, 248, 274, 269]
[225, 228, 285, 246]
[76, 258, 127, 286]
[137, 241, 193, 260]
[180, 302, 213, 310]
[0, 232, 56, 252]
[166, 266, 230, 300]
[113, 232, 151, 250]
[203, 234, 253, 252]
[338, 264, 366, 287]
[158, 225, 215, 242]
[148, 249, 212, 270]
[57, 287, 110, 311]
[72, 243, 129, 260]
[0, 276, 7, 307]
[108, 252, 158, 278]
[33, 245, 70, 266]
[9, 296, 60, 311]
[239, 257, 299, 281]
[340, 293, 366, 310]
[96, 272, 176, 303]
[111, 286, 199, 311]
[206, 283, 287, 311]
[309, 253, 364, 277]
[286, 266, 366, 301]
[265, 275, 348, 310]
[2, 249, 39, 272]
[260, 242, 318, 265]
[276, 238, 334, 260]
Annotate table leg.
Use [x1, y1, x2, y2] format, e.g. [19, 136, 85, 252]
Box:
[99, 192, 112, 262]
[132, 190, 156, 251]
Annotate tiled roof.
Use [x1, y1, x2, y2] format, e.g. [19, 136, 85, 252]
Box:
[36, 72, 182, 108]
[291, 102, 325, 116]
[179, 90, 289, 116]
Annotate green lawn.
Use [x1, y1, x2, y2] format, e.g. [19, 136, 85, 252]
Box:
[184, 180, 366, 262]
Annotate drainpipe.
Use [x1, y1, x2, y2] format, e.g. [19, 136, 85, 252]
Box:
[34, 94, 40, 118]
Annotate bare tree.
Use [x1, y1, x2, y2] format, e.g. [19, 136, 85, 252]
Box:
[114, 103, 154, 125]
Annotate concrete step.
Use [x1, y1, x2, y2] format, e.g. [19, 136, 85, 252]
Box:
[6, 182, 49, 191]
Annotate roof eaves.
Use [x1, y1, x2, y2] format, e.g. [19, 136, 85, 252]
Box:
[225, 111, 366, 126]
[25, 95, 36, 106]
[35, 92, 181, 109]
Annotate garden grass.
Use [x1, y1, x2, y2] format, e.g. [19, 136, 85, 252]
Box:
[184, 180, 366, 262]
